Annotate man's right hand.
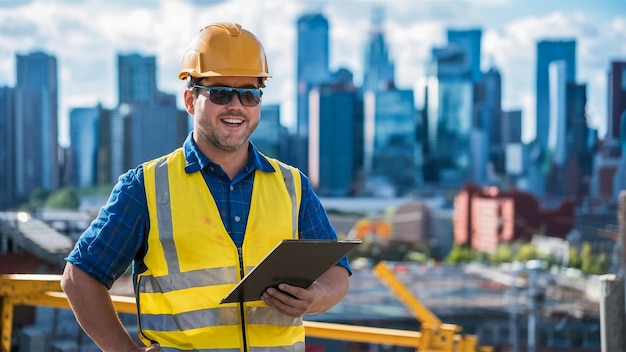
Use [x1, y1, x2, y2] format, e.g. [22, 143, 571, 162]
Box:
[61, 263, 148, 352]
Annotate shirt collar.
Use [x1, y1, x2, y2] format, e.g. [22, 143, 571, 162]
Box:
[183, 132, 275, 174]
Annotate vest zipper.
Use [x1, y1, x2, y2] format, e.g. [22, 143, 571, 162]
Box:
[237, 246, 248, 352]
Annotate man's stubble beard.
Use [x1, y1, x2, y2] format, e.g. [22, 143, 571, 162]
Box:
[207, 121, 259, 152]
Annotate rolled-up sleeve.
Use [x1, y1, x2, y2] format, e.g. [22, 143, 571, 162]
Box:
[65, 166, 149, 289]
[297, 172, 352, 275]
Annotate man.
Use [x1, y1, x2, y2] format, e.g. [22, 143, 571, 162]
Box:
[61, 22, 351, 352]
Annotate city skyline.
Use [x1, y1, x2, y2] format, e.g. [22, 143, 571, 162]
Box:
[0, 0, 625, 147]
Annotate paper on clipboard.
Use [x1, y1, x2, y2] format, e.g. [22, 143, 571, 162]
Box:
[220, 239, 361, 304]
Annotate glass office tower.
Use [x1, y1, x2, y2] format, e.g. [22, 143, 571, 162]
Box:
[365, 88, 417, 196]
[111, 54, 188, 178]
[362, 9, 395, 92]
[0, 87, 16, 209]
[309, 82, 358, 196]
[536, 40, 576, 151]
[14, 52, 59, 199]
[295, 13, 330, 173]
[425, 45, 474, 186]
[69, 106, 100, 188]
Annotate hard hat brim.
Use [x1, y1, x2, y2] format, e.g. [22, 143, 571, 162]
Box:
[178, 70, 272, 81]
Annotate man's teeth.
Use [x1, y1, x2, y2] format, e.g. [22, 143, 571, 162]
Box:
[223, 119, 243, 124]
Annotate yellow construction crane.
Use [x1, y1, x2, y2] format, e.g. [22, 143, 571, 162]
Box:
[372, 261, 492, 352]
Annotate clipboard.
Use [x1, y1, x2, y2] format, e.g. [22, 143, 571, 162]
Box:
[220, 239, 361, 304]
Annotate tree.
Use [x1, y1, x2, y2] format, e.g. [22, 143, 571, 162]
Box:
[580, 242, 608, 275]
[444, 244, 476, 264]
[405, 250, 428, 263]
[24, 188, 50, 211]
[45, 187, 80, 210]
[568, 246, 582, 269]
[580, 243, 593, 273]
[490, 242, 513, 264]
[514, 243, 539, 262]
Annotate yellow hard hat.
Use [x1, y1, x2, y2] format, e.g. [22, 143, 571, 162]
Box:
[178, 22, 271, 86]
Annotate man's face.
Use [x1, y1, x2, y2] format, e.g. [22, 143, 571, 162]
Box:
[186, 76, 262, 153]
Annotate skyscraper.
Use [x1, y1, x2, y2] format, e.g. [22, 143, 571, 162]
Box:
[474, 67, 504, 178]
[118, 54, 159, 105]
[425, 31, 478, 186]
[535, 40, 576, 151]
[501, 110, 524, 181]
[607, 61, 626, 144]
[541, 62, 591, 199]
[362, 8, 395, 92]
[474, 67, 502, 145]
[501, 110, 523, 145]
[14, 52, 60, 199]
[296, 13, 330, 87]
[565, 82, 591, 199]
[0, 87, 16, 209]
[252, 104, 285, 159]
[295, 13, 330, 173]
[111, 54, 188, 178]
[309, 69, 359, 196]
[529, 40, 576, 197]
[447, 29, 483, 83]
[359, 10, 418, 195]
[69, 106, 101, 188]
[364, 88, 417, 196]
[548, 60, 568, 168]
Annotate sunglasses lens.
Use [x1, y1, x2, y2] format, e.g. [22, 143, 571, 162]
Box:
[209, 89, 234, 105]
[239, 91, 260, 107]
[197, 86, 261, 107]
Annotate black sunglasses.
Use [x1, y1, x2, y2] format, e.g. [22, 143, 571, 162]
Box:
[192, 85, 263, 107]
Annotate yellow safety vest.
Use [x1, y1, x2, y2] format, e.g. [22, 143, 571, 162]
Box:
[137, 148, 305, 351]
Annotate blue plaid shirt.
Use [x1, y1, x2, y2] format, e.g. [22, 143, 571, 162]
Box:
[66, 133, 350, 289]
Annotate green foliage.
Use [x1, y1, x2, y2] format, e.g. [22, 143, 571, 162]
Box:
[444, 244, 477, 264]
[351, 234, 610, 276]
[514, 243, 540, 262]
[79, 185, 114, 197]
[579, 242, 609, 275]
[489, 242, 513, 264]
[579, 243, 593, 268]
[543, 254, 561, 268]
[585, 252, 608, 275]
[45, 187, 80, 210]
[25, 188, 50, 211]
[405, 250, 428, 263]
[568, 246, 582, 269]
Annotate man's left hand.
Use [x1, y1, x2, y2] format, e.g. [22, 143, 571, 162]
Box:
[261, 282, 319, 317]
[260, 266, 350, 317]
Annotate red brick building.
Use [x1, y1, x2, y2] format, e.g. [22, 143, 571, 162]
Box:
[454, 184, 575, 252]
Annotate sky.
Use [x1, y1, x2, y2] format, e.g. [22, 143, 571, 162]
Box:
[0, 0, 625, 147]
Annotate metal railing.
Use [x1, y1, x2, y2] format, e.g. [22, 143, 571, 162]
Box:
[1, 263, 493, 352]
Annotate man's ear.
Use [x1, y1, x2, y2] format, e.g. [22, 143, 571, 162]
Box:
[184, 89, 195, 114]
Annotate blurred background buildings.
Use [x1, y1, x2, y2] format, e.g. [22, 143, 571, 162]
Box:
[1, 8, 624, 207]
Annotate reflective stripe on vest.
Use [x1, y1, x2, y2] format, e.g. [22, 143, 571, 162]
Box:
[154, 157, 180, 273]
[138, 149, 304, 351]
[141, 306, 300, 331]
[159, 341, 305, 352]
[276, 160, 297, 239]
